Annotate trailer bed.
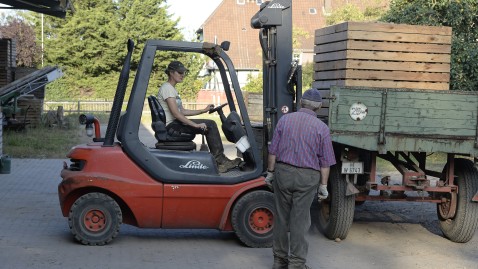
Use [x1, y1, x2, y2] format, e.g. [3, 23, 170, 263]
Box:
[328, 86, 478, 155]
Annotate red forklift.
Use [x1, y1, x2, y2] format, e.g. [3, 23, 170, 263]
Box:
[58, 0, 300, 246]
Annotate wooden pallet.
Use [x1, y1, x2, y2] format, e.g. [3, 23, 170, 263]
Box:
[313, 22, 452, 90]
[17, 96, 43, 127]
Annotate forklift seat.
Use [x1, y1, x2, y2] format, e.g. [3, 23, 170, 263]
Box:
[147, 95, 196, 151]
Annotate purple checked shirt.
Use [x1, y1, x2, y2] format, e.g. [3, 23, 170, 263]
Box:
[268, 108, 336, 171]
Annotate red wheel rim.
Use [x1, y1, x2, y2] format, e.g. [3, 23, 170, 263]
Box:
[248, 207, 273, 234]
[83, 209, 107, 232]
[438, 192, 457, 219]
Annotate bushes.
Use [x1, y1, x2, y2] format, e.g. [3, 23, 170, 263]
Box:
[382, 0, 478, 91]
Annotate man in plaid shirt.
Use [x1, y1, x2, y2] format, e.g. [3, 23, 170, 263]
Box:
[266, 88, 336, 269]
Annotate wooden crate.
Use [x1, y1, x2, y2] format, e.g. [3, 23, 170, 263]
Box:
[17, 96, 44, 128]
[313, 22, 452, 90]
[0, 39, 16, 87]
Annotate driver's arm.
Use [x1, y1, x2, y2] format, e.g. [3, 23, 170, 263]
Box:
[182, 104, 214, 116]
[166, 97, 204, 128]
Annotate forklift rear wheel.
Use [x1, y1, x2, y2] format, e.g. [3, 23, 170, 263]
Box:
[317, 164, 355, 240]
[231, 190, 274, 248]
[438, 158, 478, 243]
[68, 192, 122, 246]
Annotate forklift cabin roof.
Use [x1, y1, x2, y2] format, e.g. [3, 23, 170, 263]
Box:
[0, 0, 73, 18]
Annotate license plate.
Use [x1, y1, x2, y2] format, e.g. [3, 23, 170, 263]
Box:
[341, 162, 363, 174]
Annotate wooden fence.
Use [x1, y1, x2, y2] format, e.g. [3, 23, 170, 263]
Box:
[43, 100, 210, 114]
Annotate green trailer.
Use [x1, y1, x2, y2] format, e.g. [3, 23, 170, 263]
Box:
[317, 86, 478, 243]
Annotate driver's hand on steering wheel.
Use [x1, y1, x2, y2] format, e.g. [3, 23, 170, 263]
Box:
[204, 104, 214, 113]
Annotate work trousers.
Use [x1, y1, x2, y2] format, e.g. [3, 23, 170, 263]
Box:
[272, 163, 320, 269]
[166, 119, 224, 160]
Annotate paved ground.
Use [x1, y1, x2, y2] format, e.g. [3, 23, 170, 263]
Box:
[0, 124, 477, 269]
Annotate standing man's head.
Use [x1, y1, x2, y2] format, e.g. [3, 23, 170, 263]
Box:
[300, 88, 322, 114]
[165, 61, 189, 85]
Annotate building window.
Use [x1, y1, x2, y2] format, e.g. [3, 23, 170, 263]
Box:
[309, 8, 317, 14]
[237, 0, 245, 5]
[323, 0, 332, 16]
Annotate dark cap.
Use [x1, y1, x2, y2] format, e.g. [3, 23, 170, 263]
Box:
[167, 61, 188, 73]
[301, 88, 322, 102]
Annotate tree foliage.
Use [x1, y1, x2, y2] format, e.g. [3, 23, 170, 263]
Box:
[381, 0, 478, 91]
[242, 72, 263, 93]
[301, 62, 314, 90]
[326, 0, 387, 25]
[25, 0, 204, 100]
[0, 16, 41, 67]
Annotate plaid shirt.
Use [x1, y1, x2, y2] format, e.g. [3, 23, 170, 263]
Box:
[268, 108, 336, 170]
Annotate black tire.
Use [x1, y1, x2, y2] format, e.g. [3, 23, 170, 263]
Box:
[317, 164, 355, 240]
[438, 158, 478, 243]
[68, 192, 122, 246]
[231, 190, 274, 248]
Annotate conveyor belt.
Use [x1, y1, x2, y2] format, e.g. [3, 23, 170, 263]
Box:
[0, 66, 62, 101]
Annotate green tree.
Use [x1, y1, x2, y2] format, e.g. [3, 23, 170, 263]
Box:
[27, 0, 193, 99]
[326, 0, 386, 25]
[301, 62, 314, 90]
[0, 16, 41, 67]
[242, 72, 263, 93]
[381, 0, 478, 91]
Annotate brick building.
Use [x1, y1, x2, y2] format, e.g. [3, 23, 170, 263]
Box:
[196, 0, 389, 91]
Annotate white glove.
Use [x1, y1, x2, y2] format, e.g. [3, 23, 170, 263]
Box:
[318, 184, 328, 200]
[265, 171, 274, 190]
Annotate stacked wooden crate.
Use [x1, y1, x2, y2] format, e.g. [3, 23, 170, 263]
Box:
[0, 39, 16, 87]
[17, 96, 43, 128]
[313, 22, 452, 91]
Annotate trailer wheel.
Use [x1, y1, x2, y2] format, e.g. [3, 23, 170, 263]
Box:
[438, 158, 478, 243]
[231, 190, 274, 248]
[317, 164, 355, 240]
[68, 192, 122, 246]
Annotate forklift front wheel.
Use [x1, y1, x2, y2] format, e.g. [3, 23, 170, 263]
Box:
[231, 190, 274, 248]
[68, 192, 123, 246]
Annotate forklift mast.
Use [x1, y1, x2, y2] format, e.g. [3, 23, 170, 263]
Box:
[251, 0, 301, 143]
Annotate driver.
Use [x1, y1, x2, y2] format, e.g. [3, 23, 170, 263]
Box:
[158, 60, 241, 173]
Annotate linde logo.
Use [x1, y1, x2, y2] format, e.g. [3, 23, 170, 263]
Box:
[179, 160, 208, 170]
[268, 3, 285, 9]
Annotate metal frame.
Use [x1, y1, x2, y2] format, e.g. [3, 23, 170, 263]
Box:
[116, 40, 263, 184]
[0, 0, 73, 18]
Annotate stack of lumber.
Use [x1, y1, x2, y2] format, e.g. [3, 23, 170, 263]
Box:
[313, 22, 452, 91]
[0, 39, 16, 87]
[17, 95, 43, 128]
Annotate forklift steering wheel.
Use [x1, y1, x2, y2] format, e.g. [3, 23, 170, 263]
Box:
[209, 103, 228, 114]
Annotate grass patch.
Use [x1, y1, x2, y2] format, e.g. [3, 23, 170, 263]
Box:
[4, 125, 86, 158]
[3, 113, 107, 159]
